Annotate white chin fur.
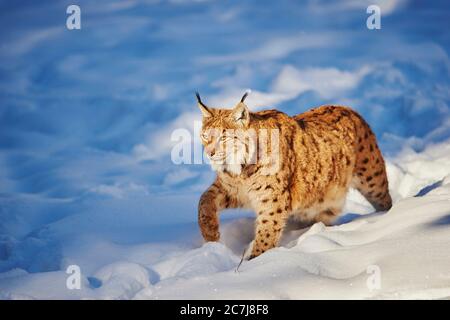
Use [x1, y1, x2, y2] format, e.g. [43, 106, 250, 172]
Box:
[210, 162, 242, 175]
[210, 162, 224, 172]
[225, 164, 242, 175]
[209, 151, 245, 175]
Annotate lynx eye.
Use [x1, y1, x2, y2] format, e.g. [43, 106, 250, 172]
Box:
[201, 132, 208, 141]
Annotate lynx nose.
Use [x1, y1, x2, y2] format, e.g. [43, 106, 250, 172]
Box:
[205, 146, 215, 158]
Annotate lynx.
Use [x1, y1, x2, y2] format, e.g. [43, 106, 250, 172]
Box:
[196, 92, 392, 259]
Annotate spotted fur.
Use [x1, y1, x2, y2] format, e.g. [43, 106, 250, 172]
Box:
[197, 94, 392, 259]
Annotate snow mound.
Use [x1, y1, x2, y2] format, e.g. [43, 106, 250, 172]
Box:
[135, 180, 450, 300]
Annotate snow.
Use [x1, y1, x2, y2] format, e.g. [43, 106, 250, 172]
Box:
[1, 139, 449, 300]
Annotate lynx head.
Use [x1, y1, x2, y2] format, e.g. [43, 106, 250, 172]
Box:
[196, 92, 256, 175]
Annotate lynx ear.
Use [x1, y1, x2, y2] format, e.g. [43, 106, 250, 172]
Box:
[196, 92, 212, 117]
[233, 101, 250, 127]
[232, 91, 250, 126]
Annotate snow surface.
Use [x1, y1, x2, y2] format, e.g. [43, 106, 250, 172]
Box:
[1, 139, 449, 300]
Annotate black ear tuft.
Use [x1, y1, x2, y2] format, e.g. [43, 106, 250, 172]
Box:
[196, 92, 204, 106]
[195, 91, 212, 117]
[240, 91, 249, 103]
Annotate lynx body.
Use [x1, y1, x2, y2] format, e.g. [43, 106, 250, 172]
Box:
[196, 93, 392, 259]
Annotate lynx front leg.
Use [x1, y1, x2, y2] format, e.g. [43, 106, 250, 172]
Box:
[198, 181, 237, 242]
[248, 195, 290, 259]
[249, 213, 288, 258]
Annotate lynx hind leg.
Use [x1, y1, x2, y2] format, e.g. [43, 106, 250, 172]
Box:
[353, 127, 392, 211]
[314, 208, 342, 226]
